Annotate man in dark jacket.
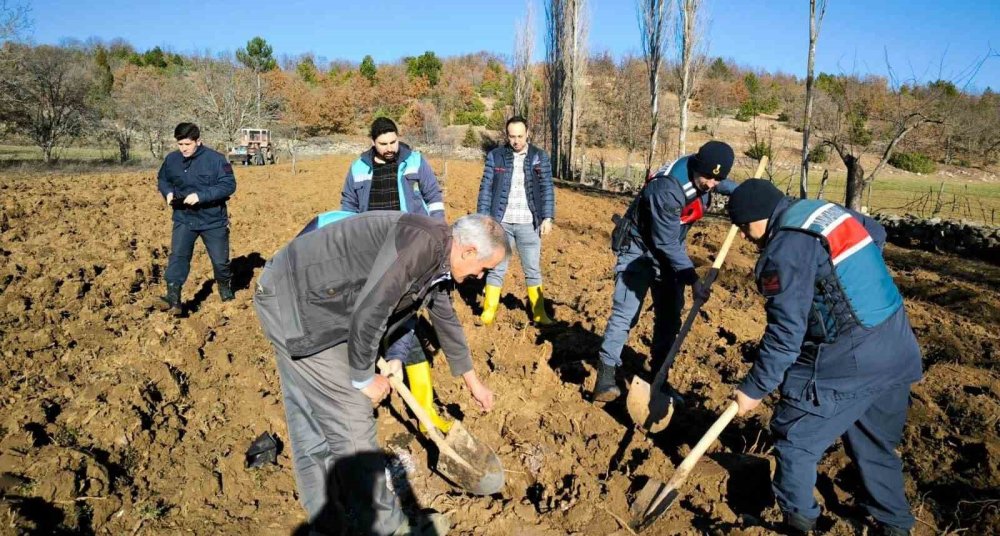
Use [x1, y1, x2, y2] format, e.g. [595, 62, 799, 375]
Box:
[476, 116, 556, 326]
[156, 123, 237, 315]
[253, 212, 506, 536]
[728, 179, 922, 536]
[341, 117, 451, 433]
[592, 141, 737, 402]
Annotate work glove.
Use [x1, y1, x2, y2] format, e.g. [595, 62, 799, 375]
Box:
[676, 267, 712, 302]
[539, 218, 553, 236]
[693, 278, 712, 302]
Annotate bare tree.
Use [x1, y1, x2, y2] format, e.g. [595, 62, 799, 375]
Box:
[814, 72, 943, 210]
[674, 0, 707, 157]
[638, 0, 670, 178]
[512, 0, 535, 118]
[616, 56, 648, 186]
[0, 45, 93, 163]
[189, 58, 256, 145]
[567, 0, 589, 181]
[0, 0, 30, 42]
[799, 0, 827, 198]
[545, 0, 587, 180]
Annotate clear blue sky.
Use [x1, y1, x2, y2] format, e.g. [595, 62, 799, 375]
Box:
[27, 0, 1000, 91]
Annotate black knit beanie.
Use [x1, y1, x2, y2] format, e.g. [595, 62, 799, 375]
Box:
[727, 178, 786, 224]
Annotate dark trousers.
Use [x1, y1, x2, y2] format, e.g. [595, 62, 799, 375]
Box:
[771, 385, 916, 530]
[598, 250, 684, 369]
[164, 222, 232, 287]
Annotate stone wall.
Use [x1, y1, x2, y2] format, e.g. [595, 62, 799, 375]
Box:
[876, 214, 1000, 264]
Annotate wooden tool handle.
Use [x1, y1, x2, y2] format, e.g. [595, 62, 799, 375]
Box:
[667, 401, 739, 486]
[640, 401, 740, 519]
[710, 225, 740, 270]
[376, 358, 478, 473]
[376, 359, 447, 444]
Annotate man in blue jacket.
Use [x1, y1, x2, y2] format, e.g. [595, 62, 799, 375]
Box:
[592, 141, 736, 402]
[476, 116, 556, 326]
[340, 117, 451, 433]
[728, 179, 922, 536]
[156, 123, 237, 315]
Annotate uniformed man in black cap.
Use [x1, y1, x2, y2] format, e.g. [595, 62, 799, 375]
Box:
[727, 179, 921, 535]
[156, 122, 237, 315]
[592, 141, 737, 402]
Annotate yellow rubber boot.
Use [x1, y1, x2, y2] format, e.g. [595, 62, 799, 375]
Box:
[405, 361, 452, 434]
[527, 285, 554, 325]
[479, 284, 502, 326]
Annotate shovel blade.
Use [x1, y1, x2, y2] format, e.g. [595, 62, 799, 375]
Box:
[629, 478, 680, 532]
[627, 377, 675, 433]
[437, 421, 505, 496]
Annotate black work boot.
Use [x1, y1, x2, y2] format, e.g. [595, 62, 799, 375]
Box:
[217, 279, 235, 302]
[780, 512, 817, 535]
[592, 362, 620, 402]
[158, 282, 183, 316]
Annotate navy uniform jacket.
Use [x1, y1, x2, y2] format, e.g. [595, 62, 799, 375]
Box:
[156, 145, 236, 230]
[620, 155, 736, 273]
[740, 197, 923, 410]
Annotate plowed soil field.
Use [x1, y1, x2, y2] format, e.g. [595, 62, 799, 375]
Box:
[1, 156, 997, 535]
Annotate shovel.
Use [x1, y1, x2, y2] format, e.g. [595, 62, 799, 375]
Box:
[377, 359, 504, 496]
[630, 401, 740, 532]
[626, 156, 767, 434]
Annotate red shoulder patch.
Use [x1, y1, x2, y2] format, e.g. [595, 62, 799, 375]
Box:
[759, 270, 782, 296]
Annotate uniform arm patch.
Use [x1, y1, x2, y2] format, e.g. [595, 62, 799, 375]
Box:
[759, 270, 782, 296]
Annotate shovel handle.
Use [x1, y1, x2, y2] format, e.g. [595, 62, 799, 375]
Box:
[376, 358, 447, 444]
[640, 401, 740, 521]
[376, 358, 479, 473]
[668, 401, 739, 486]
[648, 156, 768, 390]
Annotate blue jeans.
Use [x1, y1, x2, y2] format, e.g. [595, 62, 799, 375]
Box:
[771, 385, 915, 530]
[597, 249, 684, 369]
[384, 317, 425, 365]
[164, 222, 232, 286]
[487, 222, 542, 288]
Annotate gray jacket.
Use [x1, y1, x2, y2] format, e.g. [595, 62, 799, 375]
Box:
[258, 211, 473, 387]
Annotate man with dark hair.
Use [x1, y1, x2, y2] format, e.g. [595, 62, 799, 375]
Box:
[156, 122, 237, 315]
[476, 115, 556, 325]
[254, 212, 505, 535]
[341, 117, 451, 432]
[726, 179, 922, 536]
[591, 140, 737, 402]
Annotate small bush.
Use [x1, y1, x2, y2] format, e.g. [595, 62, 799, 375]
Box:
[808, 145, 828, 163]
[888, 151, 936, 174]
[485, 108, 506, 131]
[744, 141, 773, 161]
[454, 111, 487, 126]
[735, 101, 755, 122]
[461, 127, 479, 148]
[777, 111, 791, 122]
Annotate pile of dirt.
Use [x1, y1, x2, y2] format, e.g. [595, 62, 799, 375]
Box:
[0, 156, 996, 535]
